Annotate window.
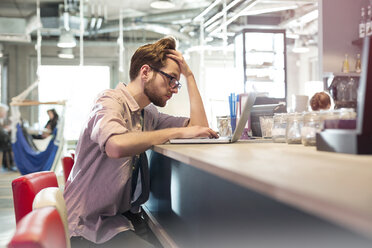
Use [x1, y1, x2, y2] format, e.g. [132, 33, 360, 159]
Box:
[204, 66, 243, 129]
[38, 66, 110, 140]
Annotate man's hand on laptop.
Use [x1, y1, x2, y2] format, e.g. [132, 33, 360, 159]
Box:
[177, 126, 219, 139]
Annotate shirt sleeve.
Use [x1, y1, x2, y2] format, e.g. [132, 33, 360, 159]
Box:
[145, 104, 189, 130]
[90, 91, 129, 152]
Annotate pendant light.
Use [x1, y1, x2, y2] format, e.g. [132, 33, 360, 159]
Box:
[150, 0, 175, 9]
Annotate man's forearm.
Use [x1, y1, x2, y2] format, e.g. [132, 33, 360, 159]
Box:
[105, 128, 181, 158]
[105, 125, 217, 158]
[185, 74, 209, 127]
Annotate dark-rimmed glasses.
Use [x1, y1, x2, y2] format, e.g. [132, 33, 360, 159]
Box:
[149, 65, 181, 90]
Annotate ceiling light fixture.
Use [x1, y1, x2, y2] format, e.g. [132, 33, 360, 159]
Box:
[150, 0, 175, 9]
[58, 47, 74, 59]
[58, 29, 77, 48]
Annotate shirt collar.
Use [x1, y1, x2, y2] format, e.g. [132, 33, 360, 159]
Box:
[116, 82, 140, 113]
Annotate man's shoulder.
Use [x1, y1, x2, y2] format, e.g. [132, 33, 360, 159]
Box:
[95, 88, 128, 105]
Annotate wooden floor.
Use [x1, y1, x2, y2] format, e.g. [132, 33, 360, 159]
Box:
[0, 160, 65, 248]
[0, 169, 20, 248]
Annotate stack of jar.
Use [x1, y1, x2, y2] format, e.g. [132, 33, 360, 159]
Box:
[271, 108, 357, 146]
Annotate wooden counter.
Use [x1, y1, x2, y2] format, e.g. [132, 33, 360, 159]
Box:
[145, 141, 372, 247]
[152, 141, 372, 238]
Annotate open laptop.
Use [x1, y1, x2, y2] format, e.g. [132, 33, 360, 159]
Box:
[169, 91, 257, 144]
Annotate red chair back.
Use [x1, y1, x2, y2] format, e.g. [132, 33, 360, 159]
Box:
[8, 206, 67, 248]
[70, 152, 75, 161]
[61, 156, 74, 182]
[11, 171, 58, 223]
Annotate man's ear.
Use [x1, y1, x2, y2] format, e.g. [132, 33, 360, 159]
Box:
[140, 64, 151, 82]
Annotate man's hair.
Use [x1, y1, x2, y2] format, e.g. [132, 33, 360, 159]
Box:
[310, 92, 331, 111]
[129, 37, 176, 81]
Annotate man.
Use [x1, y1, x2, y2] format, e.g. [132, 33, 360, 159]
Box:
[64, 37, 218, 247]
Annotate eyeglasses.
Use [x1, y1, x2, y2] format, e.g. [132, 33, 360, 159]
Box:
[149, 65, 181, 90]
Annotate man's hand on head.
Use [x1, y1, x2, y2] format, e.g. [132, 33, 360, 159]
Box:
[166, 49, 193, 78]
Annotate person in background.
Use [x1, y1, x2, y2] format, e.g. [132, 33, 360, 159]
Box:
[33, 108, 59, 139]
[0, 103, 15, 172]
[44, 108, 59, 134]
[64, 36, 218, 248]
[310, 92, 332, 111]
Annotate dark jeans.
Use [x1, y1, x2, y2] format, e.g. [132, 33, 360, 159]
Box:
[1, 149, 14, 170]
[70, 230, 154, 248]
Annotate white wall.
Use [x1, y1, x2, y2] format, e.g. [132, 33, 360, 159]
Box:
[161, 49, 237, 129]
[286, 46, 320, 111]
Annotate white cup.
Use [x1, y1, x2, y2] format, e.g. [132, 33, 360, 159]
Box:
[292, 95, 309, 112]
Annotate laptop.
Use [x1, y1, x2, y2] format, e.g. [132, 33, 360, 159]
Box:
[169, 91, 257, 144]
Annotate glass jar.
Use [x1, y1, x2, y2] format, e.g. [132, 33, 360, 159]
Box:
[272, 113, 287, 143]
[286, 113, 304, 144]
[338, 108, 357, 119]
[259, 116, 274, 138]
[301, 112, 322, 146]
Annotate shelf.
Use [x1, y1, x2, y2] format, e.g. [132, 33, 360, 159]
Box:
[352, 38, 363, 46]
[236, 28, 287, 99]
[246, 65, 274, 69]
[246, 67, 284, 71]
[246, 77, 274, 82]
[247, 49, 276, 54]
[323, 72, 361, 78]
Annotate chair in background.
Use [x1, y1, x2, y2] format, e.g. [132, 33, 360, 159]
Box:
[61, 155, 74, 182]
[69, 151, 75, 161]
[11, 171, 58, 223]
[7, 206, 67, 248]
[33, 187, 70, 248]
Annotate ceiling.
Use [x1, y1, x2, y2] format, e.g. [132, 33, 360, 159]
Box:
[0, 0, 319, 47]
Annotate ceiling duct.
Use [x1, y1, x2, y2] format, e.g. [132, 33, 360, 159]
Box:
[0, 17, 31, 43]
[97, 23, 192, 41]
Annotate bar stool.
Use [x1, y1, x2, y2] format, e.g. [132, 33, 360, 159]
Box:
[61, 156, 74, 182]
[7, 206, 67, 248]
[33, 187, 70, 248]
[11, 171, 58, 223]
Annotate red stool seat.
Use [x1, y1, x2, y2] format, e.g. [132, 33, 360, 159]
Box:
[12, 171, 58, 223]
[8, 206, 67, 248]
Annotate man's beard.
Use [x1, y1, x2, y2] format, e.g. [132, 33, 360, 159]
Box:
[144, 77, 167, 107]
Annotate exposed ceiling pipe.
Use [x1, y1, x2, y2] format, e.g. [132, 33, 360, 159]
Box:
[63, 0, 70, 31]
[79, 0, 84, 65]
[36, 0, 41, 78]
[96, 23, 192, 41]
[242, 4, 299, 16]
[118, 9, 124, 72]
[279, 4, 318, 28]
[209, 0, 260, 36]
[260, 0, 316, 3]
[193, 0, 222, 22]
[204, 0, 242, 28]
[136, 9, 202, 23]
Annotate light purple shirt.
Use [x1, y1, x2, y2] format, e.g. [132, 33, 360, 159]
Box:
[63, 83, 188, 244]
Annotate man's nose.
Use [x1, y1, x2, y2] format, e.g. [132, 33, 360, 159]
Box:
[171, 87, 179, 94]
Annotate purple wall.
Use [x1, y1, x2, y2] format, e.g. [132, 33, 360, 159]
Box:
[320, 0, 369, 74]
